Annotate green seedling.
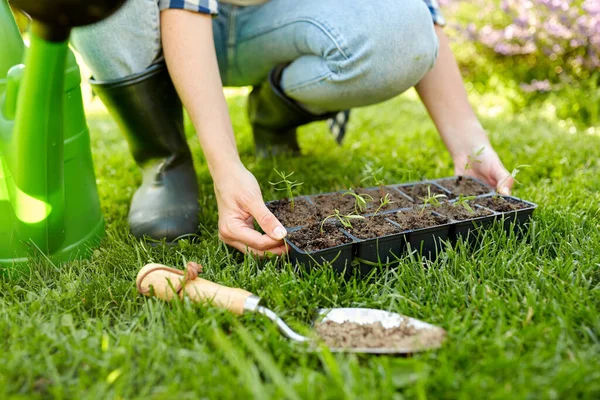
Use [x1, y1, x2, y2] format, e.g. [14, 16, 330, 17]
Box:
[361, 164, 386, 196]
[464, 146, 486, 172]
[342, 190, 373, 214]
[494, 164, 530, 198]
[320, 209, 365, 233]
[453, 194, 477, 213]
[372, 193, 394, 217]
[269, 169, 303, 212]
[419, 186, 446, 215]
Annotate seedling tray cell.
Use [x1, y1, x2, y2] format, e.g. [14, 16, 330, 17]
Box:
[266, 196, 318, 229]
[393, 181, 456, 203]
[285, 225, 355, 275]
[310, 190, 356, 216]
[433, 201, 497, 242]
[344, 228, 410, 275]
[433, 176, 495, 197]
[448, 210, 497, 242]
[400, 219, 451, 259]
[356, 186, 415, 212]
[474, 195, 537, 233]
[286, 240, 355, 276]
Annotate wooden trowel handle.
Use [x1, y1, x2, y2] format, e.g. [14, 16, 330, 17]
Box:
[136, 263, 255, 315]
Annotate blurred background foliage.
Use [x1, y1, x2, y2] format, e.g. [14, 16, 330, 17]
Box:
[441, 0, 600, 126]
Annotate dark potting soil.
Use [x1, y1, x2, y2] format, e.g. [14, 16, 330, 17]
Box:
[433, 202, 493, 221]
[356, 187, 414, 211]
[399, 183, 456, 203]
[437, 176, 492, 196]
[315, 320, 446, 350]
[474, 196, 530, 212]
[311, 192, 356, 216]
[287, 223, 352, 252]
[387, 208, 450, 230]
[345, 214, 404, 240]
[267, 198, 318, 228]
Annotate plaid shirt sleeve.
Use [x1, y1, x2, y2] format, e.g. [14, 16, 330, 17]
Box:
[159, 0, 444, 24]
[159, 0, 219, 14]
[422, 0, 446, 26]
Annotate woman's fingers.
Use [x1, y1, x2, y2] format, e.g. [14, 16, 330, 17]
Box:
[491, 164, 514, 195]
[245, 194, 287, 241]
[219, 220, 283, 251]
[227, 240, 288, 256]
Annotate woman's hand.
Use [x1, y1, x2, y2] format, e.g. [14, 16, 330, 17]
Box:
[214, 165, 288, 256]
[453, 144, 514, 195]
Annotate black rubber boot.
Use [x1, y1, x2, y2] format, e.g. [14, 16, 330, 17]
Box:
[248, 66, 336, 158]
[91, 62, 199, 242]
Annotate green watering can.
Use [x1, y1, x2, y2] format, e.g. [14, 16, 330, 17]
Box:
[0, 0, 127, 268]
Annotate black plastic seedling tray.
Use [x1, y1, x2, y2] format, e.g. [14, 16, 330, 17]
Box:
[475, 195, 538, 232]
[401, 217, 453, 260]
[393, 181, 455, 202]
[343, 226, 409, 275]
[432, 177, 496, 197]
[285, 227, 355, 275]
[269, 176, 537, 276]
[285, 240, 355, 276]
[449, 210, 496, 242]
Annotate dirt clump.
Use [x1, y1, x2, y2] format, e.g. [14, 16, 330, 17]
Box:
[399, 183, 456, 202]
[316, 320, 446, 350]
[345, 215, 404, 240]
[387, 208, 449, 230]
[311, 193, 356, 216]
[434, 202, 492, 221]
[357, 187, 414, 211]
[437, 176, 492, 196]
[474, 196, 530, 212]
[287, 223, 352, 252]
[267, 198, 319, 228]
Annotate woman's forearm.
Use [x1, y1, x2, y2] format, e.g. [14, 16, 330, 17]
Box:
[415, 25, 513, 193]
[161, 9, 242, 179]
[415, 25, 490, 157]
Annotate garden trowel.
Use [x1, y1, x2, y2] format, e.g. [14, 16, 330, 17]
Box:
[136, 262, 446, 354]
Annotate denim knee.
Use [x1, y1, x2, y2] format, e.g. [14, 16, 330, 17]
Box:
[71, 0, 161, 81]
[359, 0, 439, 99]
[317, 0, 439, 106]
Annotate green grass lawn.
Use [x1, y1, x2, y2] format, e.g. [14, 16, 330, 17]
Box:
[1, 87, 599, 399]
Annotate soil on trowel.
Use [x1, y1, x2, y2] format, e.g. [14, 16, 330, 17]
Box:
[433, 201, 493, 221]
[311, 192, 356, 216]
[345, 214, 404, 240]
[474, 196, 530, 212]
[287, 223, 352, 252]
[356, 187, 414, 211]
[399, 183, 456, 203]
[315, 320, 446, 350]
[387, 208, 449, 230]
[437, 176, 492, 197]
[267, 198, 318, 228]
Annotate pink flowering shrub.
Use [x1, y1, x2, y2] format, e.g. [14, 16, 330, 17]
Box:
[440, 0, 600, 124]
[443, 0, 600, 87]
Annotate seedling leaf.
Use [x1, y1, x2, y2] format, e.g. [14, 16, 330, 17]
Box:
[269, 169, 303, 212]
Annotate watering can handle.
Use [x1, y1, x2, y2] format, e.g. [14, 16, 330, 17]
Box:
[136, 263, 255, 315]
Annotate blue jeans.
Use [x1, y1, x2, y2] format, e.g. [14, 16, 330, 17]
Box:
[72, 0, 439, 113]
